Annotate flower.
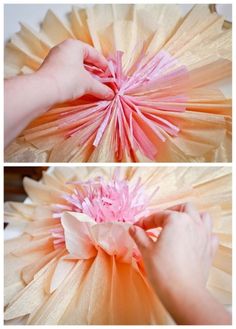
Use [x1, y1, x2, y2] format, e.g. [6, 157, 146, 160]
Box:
[4, 167, 232, 324]
[60, 170, 153, 223]
[4, 4, 231, 162]
[49, 169, 157, 258]
[83, 50, 189, 161]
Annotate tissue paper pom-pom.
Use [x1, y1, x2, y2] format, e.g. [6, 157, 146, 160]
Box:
[4, 4, 231, 162]
[4, 167, 232, 324]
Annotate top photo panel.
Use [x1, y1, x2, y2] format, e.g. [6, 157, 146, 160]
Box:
[4, 4, 232, 163]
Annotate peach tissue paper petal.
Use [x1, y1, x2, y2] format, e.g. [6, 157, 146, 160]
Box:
[4, 4, 232, 162]
[4, 167, 232, 324]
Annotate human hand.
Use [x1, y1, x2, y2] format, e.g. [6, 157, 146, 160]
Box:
[4, 39, 115, 147]
[129, 203, 231, 325]
[36, 39, 114, 103]
[129, 203, 218, 301]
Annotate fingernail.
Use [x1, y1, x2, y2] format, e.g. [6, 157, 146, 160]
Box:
[129, 226, 136, 236]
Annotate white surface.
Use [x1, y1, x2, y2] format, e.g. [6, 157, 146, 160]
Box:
[216, 4, 232, 22]
[4, 225, 25, 240]
[4, 4, 76, 43]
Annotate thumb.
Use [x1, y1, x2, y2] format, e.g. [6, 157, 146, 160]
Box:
[86, 75, 114, 100]
[129, 226, 154, 253]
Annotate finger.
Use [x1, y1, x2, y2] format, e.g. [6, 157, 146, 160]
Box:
[135, 210, 175, 230]
[86, 75, 114, 100]
[170, 202, 201, 222]
[200, 212, 213, 233]
[83, 44, 108, 71]
[129, 226, 154, 253]
[211, 233, 219, 257]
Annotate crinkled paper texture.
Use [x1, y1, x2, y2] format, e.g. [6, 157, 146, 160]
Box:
[4, 167, 232, 324]
[4, 4, 232, 162]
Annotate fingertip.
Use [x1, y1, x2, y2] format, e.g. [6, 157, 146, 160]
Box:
[99, 56, 109, 71]
[183, 202, 201, 222]
[104, 87, 114, 100]
[129, 226, 153, 251]
[87, 77, 114, 100]
[84, 44, 109, 71]
[134, 212, 169, 231]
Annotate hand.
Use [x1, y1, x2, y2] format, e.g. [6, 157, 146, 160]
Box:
[130, 203, 218, 293]
[4, 39, 114, 147]
[36, 39, 114, 103]
[129, 203, 231, 324]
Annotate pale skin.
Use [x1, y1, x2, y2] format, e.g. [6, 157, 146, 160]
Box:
[129, 202, 232, 325]
[4, 39, 114, 147]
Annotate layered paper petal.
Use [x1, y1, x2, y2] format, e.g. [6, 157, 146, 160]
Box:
[4, 4, 231, 162]
[4, 167, 232, 324]
[61, 212, 138, 263]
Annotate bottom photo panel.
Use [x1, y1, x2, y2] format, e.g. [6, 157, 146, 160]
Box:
[4, 166, 232, 325]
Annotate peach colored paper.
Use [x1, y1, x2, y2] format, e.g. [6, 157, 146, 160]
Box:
[4, 4, 232, 162]
[4, 167, 232, 324]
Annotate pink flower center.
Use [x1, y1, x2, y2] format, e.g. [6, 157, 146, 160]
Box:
[84, 50, 189, 160]
[50, 171, 159, 248]
[61, 173, 153, 223]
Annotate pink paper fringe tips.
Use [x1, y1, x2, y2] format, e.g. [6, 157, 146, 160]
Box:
[63, 173, 151, 223]
[85, 50, 189, 160]
[50, 171, 157, 248]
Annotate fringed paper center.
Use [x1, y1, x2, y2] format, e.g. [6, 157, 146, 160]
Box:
[50, 171, 158, 248]
[85, 49, 189, 160]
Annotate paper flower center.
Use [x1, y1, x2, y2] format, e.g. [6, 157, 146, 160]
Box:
[60, 172, 153, 223]
[85, 50, 189, 160]
[50, 171, 157, 248]
[17, 50, 188, 163]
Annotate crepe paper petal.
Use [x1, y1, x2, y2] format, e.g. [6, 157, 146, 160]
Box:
[213, 245, 232, 274]
[55, 249, 167, 325]
[5, 256, 58, 320]
[61, 212, 97, 259]
[61, 212, 140, 263]
[11, 236, 54, 257]
[4, 4, 231, 162]
[23, 177, 63, 204]
[50, 256, 76, 293]
[27, 261, 93, 325]
[207, 267, 232, 304]
[4, 167, 232, 324]
[22, 248, 64, 284]
[90, 221, 137, 263]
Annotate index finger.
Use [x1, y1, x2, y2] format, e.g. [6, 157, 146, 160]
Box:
[83, 44, 108, 71]
[135, 210, 175, 230]
[168, 202, 201, 222]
